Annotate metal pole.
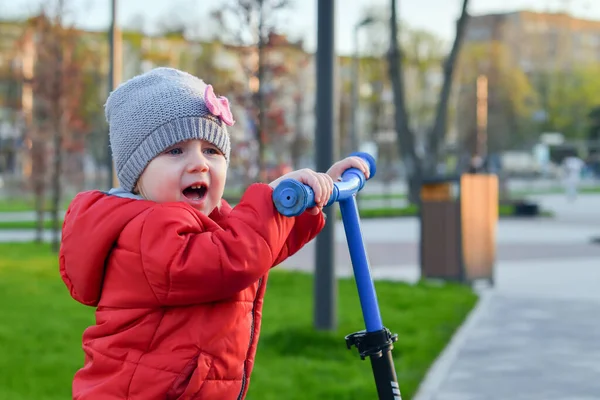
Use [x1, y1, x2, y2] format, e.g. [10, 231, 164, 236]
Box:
[314, 0, 337, 331]
[106, 0, 117, 189]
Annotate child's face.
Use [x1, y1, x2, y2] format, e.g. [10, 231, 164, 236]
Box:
[136, 139, 227, 215]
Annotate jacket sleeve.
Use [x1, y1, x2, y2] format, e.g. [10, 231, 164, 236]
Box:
[272, 210, 326, 266]
[139, 184, 305, 306]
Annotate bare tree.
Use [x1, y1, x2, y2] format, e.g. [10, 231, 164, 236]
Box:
[27, 0, 89, 250]
[388, 0, 470, 203]
[15, 20, 46, 243]
[212, 0, 293, 182]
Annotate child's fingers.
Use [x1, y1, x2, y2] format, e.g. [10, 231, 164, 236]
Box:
[325, 156, 370, 184]
[313, 173, 326, 207]
[326, 173, 334, 199]
[306, 206, 320, 215]
[318, 173, 334, 206]
[313, 174, 324, 206]
[351, 156, 370, 178]
[299, 170, 323, 204]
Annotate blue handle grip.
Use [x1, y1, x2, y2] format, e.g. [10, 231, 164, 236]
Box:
[273, 152, 377, 217]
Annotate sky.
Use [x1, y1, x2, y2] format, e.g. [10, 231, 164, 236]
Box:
[2, 0, 600, 55]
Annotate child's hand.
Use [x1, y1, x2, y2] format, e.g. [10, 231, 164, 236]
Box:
[269, 169, 334, 215]
[326, 155, 370, 182]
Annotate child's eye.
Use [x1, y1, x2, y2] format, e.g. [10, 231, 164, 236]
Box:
[204, 147, 221, 155]
[165, 147, 183, 155]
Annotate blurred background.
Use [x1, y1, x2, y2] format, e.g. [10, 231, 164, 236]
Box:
[0, 0, 599, 207]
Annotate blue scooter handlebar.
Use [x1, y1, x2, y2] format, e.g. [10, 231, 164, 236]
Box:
[272, 152, 400, 398]
[272, 152, 377, 217]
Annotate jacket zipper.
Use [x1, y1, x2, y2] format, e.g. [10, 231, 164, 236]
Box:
[237, 277, 262, 400]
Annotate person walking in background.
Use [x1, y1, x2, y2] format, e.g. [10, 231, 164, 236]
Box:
[562, 153, 585, 202]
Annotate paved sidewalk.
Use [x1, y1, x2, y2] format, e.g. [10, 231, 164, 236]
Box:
[413, 257, 600, 400]
[410, 195, 600, 400]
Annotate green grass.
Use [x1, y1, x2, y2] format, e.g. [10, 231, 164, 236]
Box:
[360, 192, 406, 200]
[339, 203, 550, 219]
[0, 220, 63, 230]
[0, 198, 72, 213]
[0, 242, 477, 400]
[352, 204, 420, 219]
[361, 186, 600, 198]
[0, 243, 93, 400]
[510, 186, 600, 196]
[356, 186, 600, 201]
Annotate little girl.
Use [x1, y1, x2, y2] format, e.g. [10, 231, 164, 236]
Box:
[59, 67, 369, 399]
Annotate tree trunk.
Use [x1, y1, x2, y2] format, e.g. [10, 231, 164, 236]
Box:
[31, 139, 46, 243]
[425, 0, 470, 174]
[50, 117, 63, 252]
[256, 0, 267, 182]
[387, 0, 421, 204]
[290, 94, 304, 169]
[388, 0, 470, 204]
[51, 132, 63, 251]
[51, 29, 64, 253]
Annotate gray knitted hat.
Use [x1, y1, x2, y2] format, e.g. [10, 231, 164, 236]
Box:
[105, 67, 234, 192]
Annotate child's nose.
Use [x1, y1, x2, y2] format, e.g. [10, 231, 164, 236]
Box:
[187, 150, 209, 173]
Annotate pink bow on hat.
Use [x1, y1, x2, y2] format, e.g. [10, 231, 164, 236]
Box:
[204, 85, 235, 126]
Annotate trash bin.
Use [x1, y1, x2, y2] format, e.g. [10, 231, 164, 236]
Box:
[419, 173, 498, 285]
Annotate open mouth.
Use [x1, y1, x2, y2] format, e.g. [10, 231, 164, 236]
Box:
[182, 184, 208, 201]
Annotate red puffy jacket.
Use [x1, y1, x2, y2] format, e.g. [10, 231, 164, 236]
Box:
[59, 184, 325, 400]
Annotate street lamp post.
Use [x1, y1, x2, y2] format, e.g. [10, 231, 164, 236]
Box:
[314, 0, 337, 331]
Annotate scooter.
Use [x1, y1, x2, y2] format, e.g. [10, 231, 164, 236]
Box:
[272, 152, 401, 400]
